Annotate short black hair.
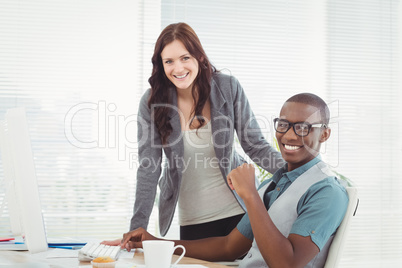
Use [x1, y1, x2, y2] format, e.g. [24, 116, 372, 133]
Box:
[286, 93, 330, 124]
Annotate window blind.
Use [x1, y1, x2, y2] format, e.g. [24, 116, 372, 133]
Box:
[160, 0, 401, 266]
[0, 1, 401, 266]
[327, 0, 401, 266]
[0, 0, 143, 240]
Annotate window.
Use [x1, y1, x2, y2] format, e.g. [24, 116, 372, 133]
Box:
[161, 0, 401, 266]
[326, 1, 401, 266]
[0, 0, 401, 266]
[0, 0, 142, 240]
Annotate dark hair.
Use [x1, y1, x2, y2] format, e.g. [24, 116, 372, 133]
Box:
[286, 93, 330, 124]
[148, 22, 217, 145]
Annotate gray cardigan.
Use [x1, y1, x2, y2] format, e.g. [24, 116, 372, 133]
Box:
[130, 73, 284, 236]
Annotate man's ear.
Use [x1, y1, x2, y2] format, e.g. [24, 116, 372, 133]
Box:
[319, 127, 331, 143]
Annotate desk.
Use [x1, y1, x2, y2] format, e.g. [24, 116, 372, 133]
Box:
[0, 249, 231, 268]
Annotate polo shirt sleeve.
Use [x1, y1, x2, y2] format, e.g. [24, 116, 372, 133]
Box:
[236, 212, 254, 241]
[290, 177, 349, 251]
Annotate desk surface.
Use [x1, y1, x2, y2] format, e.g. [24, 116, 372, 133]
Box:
[0, 249, 232, 268]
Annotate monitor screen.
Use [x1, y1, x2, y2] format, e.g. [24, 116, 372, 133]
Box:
[0, 107, 48, 253]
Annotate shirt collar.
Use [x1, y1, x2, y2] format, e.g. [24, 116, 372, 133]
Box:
[272, 155, 322, 184]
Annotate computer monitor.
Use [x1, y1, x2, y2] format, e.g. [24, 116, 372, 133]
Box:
[0, 107, 48, 253]
[0, 121, 22, 237]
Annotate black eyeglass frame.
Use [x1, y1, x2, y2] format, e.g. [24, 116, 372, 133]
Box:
[273, 118, 327, 137]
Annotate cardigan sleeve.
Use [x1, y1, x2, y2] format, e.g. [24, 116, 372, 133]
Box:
[230, 76, 285, 174]
[129, 89, 163, 231]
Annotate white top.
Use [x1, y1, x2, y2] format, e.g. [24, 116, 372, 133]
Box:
[178, 121, 244, 226]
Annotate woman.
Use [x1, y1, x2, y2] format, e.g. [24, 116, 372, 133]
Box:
[114, 22, 284, 242]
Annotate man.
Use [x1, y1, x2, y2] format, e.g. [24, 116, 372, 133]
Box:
[121, 93, 349, 268]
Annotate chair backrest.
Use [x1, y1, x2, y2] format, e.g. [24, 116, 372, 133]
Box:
[324, 187, 359, 268]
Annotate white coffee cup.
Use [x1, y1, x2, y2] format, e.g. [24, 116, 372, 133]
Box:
[142, 240, 186, 268]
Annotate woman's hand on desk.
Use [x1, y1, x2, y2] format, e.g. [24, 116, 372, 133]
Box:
[121, 227, 158, 251]
[100, 238, 121, 246]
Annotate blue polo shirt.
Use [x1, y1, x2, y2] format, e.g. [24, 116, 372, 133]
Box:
[237, 157, 348, 250]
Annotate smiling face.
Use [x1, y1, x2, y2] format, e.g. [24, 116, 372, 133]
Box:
[276, 101, 331, 171]
[161, 39, 199, 92]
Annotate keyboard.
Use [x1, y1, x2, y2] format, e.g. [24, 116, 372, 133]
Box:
[78, 242, 121, 261]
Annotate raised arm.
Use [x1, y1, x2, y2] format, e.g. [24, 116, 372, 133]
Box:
[227, 164, 319, 268]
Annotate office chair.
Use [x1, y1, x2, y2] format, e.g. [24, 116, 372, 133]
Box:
[324, 187, 359, 268]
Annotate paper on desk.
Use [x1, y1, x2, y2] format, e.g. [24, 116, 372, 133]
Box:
[172, 264, 208, 268]
[45, 248, 134, 259]
[119, 250, 135, 259]
[0, 243, 28, 251]
[46, 248, 79, 258]
[47, 237, 87, 243]
[0, 236, 27, 250]
[0, 264, 50, 268]
[173, 266, 208, 268]
[124, 263, 208, 268]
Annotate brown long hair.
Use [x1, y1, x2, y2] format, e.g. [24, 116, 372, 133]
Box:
[148, 22, 217, 145]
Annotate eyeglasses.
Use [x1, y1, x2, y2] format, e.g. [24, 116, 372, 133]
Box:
[273, 118, 327, 137]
